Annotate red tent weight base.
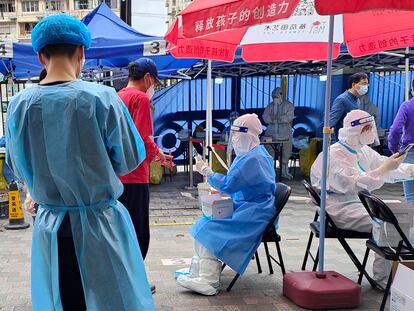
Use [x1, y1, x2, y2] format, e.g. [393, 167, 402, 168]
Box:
[283, 272, 362, 310]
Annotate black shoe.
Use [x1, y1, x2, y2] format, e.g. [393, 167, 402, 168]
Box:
[150, 284, 156, 294]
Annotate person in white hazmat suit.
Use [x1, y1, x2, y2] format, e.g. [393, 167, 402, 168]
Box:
[263, 87, 295, 180]
[311, 109, 414, 288]
[176, 114, 276, 295]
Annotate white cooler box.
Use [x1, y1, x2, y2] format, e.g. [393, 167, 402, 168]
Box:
[197, 182, 211, 208]
[373, 224, 412, 247]
[200, 194, 233, 219]
[372, 203, 414, 247]
[387, 203, 414, 225]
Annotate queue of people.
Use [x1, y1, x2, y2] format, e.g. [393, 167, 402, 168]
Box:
[4, 11, 414, 311]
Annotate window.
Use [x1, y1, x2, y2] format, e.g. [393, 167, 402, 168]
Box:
[104, 0, 118, 9]
[0, 23, 15, 35]
[22, 1, 39, 12]
[74, 0, 91, 10]
[24, 22, 37, 34]
[0, 1, 15, 13]
[45, 0, 66, 11]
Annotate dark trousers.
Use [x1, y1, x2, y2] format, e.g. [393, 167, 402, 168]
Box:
[118, 183, 150, 259]
[57, 215, 86, 310]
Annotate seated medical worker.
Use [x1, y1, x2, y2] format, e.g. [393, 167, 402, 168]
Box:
[311, 109, 414, 287]
[176, 113, 276, 295]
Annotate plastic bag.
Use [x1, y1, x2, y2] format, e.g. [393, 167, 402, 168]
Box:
[150, 162, 163, 185]
[211, 149, 227, 175]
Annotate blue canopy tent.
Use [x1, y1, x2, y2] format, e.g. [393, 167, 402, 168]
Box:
[0, 3, 197, 79]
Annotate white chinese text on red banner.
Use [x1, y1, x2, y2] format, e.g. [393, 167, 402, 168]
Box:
[181, 0, 300, 38]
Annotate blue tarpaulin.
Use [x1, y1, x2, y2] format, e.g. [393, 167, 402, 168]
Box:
[0, 3, 197, 79]
[83, 3, 156, 59]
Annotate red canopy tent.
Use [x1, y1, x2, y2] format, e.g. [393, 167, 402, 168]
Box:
[179, 0, 300, 38]
[315, 0, 414, 15]
[167, 4, 414, 61]
[165, 0, 301, 151]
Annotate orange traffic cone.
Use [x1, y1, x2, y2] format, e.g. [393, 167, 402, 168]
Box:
[4, 180, 30, 230]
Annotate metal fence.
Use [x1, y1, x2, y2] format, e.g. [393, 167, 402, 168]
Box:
[0, 71, 411, 161]
[0, 81, 28, 136]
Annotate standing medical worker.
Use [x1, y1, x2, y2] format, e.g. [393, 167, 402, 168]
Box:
[6, 14, 154, 310]
[176, 114, 276, 295]
[311, 109, 414, 287]
[263, 87, 295, 180]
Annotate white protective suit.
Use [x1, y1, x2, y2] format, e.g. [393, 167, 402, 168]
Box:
[263, 87, 295, 179]
[311, 109, 414, 287]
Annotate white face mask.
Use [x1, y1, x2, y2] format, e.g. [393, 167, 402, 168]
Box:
[357, 85, 368, 96]
[231, 132, 248, 156]
[146, 85, 155, 99]
[273, 97, 283, 105]
[233, 145, 249, 156]
[359, 130, 376, 145]
[145, 75, 155, 99]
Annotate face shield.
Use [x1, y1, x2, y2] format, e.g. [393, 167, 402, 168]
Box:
[351, 115, 380, 147]
[229, 125, 254, 156]
[229, 125, 248, 148]
[226, 124, 247, 161]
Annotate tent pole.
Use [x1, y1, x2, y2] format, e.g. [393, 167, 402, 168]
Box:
[405, 47, 410, 101]
[318, 14, 335, 275]
[206, 60, 213, 165]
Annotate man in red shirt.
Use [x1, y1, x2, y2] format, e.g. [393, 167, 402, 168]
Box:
[118, 59, 169, 266]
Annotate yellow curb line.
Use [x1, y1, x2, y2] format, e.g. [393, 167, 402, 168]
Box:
[150, 221, 194, 227]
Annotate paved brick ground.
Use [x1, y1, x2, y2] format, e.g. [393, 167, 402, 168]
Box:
[0, 171, 405, 310]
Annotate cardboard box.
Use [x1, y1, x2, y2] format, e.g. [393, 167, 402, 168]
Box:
[200, 194, 233, 219]
[391, 262, 414, 311]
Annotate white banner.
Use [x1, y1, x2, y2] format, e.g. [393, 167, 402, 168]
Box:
[143, 40, 167, 56]
[0, 40, 13, 58]
[241, 1, 343, 45]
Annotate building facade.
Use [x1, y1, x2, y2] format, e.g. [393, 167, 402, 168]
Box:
[0, 0, 120, 41]
[165, 0, 191, 26]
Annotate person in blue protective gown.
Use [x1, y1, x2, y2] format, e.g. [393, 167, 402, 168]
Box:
[176, 114, 276, 295]
[5, 14, 154, 311]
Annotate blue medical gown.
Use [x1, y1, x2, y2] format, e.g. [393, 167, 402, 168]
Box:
[6, 81, 154, 311]
[191, 145, 276, 275]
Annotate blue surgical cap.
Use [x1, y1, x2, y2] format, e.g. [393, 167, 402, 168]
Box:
[32, 14, 91, 53]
